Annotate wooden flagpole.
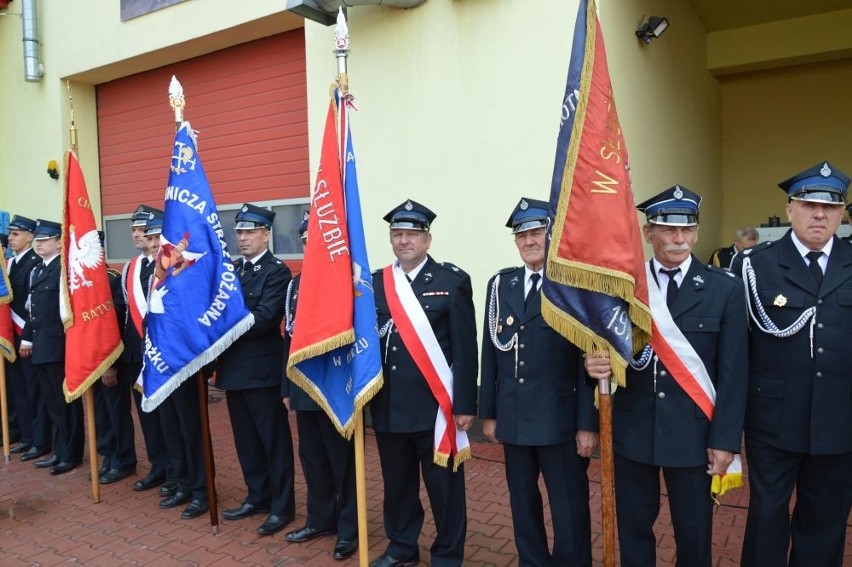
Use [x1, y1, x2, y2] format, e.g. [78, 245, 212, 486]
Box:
[168, 78, 219, 534]
[598, 378, 616, 567]
[0, 359, 9, 462]
[67, 81, 102, 502]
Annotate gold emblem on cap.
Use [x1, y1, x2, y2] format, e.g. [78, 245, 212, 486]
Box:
[404, 200, 414, 211]
[506, 315, 515, 326]
[773, 294, 787, 307]
[820, 162, 831, 177]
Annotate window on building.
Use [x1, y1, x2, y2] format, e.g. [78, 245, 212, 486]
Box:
[103, 198, 309, 265]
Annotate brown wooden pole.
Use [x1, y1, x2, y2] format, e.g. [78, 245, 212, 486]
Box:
[0, 358, 9, 462]
[598, 378, 616, 567]
[354, 411, 369, 566]
[196, 371, 219, 534]
[84, 388, 101, 503]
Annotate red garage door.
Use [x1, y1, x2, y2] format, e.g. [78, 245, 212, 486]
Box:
[97, 30, 309, 264]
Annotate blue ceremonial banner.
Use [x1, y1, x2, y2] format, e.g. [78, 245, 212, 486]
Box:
[141, 123, 254, 411]
[287, 91, 383, 439]
[542, 0, 651, 386]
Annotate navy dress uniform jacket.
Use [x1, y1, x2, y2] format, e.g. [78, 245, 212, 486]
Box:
[479, 266, 598, 444]
[615, 258, 748, 467]
[216, 251, 291, 390]
[370, 256, 479, 432]
[281, 275, 320, 411]
[119, 255, 155, 365]
[731, 232, 852, 455]
[8, 249, 41, 336]
[22, 259, 65, 364]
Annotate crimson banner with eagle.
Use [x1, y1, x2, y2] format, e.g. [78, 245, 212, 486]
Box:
[61, 151, 124, 401]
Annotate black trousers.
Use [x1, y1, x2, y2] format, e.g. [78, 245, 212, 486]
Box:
[741, 436, 852, 567]
[129, 362, 170, 476]
[296, 410, 356, 539]
[7, 352, 49, 447]
[614, 453, 713, 567]
[375, 430, 467, 567]
[226, 386, 295, 517]
[93, 370, 137, 471]
[158, 377, 207, 500]
[503, 440, 592, 567]
[35, 362, 83, 464]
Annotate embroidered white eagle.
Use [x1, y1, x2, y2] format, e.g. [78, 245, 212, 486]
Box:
[68, 229, 104, 292]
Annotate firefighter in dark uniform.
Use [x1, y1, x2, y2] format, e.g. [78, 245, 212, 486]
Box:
[369, 199, 478, 567]
[217, 203, 295, 536]
[93, 230, 137, 484]
[479, 198, 598, 566]
[6, 215, 50, 461]
[586, 186, 748, 567]
[732, 161, 852, 567]
[282, 210, 358, 560]
[145, 215, 208, 519]
[21, 220, 85, 475]
[121, 206, 173, 494]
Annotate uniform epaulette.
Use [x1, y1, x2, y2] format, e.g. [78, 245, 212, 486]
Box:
[107, 267, 122, 278]
[704, 264, 738, 279]
[439, 261, 469, 279]
[492, 266, 519, 277]
[739, 241, 774, 257]
[273, 258, 283, 265]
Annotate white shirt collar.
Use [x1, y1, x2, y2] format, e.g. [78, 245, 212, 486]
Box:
[244, 249, 269, 265]
[13, 248, 31, 263]
[651, 255, 692, 286]
[401, 256, 429, 282]
[524, 265, 543, 291]
[42, 253, 59, 266]
[790, 231, 833, 260]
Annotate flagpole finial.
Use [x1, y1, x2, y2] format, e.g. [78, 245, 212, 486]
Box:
[66, 80, 78, 151]
[334, 7, 350, 93]
[169, 76, 186, 129]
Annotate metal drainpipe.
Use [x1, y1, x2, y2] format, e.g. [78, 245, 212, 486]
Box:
[22, 0, 44, 82]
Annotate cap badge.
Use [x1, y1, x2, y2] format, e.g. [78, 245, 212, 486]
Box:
[673, 186, 684, 199]
[35, 220, 41, 227]
[820, 162, 831, 177]
[148, 212, 154, 220]
[241, 205, 248, 212]
[404, 200, 414, 211]
[520, 199, 529, 210]
[773, 294, 787, 307]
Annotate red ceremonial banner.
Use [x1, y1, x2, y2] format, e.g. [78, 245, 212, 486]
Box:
[287, 99, 355, 367]
[61, 151, 124, 401]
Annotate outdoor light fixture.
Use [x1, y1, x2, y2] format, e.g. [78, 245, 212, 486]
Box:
[635, 16, 669, 44]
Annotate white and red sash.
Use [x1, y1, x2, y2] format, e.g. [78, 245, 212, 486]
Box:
[646, 262, 742, 497]
[7, 256, 25, 335]
[125, 255, 148, 337]
[383, 262, 470, 471]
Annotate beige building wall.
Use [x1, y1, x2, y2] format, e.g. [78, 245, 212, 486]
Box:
[304, 0, 722, 295]
[1, 0, 721, 302]
[719, 58, 852, 242]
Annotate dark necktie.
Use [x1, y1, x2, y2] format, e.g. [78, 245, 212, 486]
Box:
[660, 268, 680, 307]
[806, 251, 823, 286]
[241, 260, 253, 277]
[525, 273, 541, 308]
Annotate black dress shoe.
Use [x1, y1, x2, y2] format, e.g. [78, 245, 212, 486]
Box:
[369, 553, 418, 567]
[21, 446, 50, 462]
[132, 471, 166, 491]
[181, 499, 209, 520]
[98, 463, 110, 477]
[285, 525, 335, 543]
[222, 502, 269, 521]
[159, 480, 179, 497]
[50, 461, 80, 475]
[159, 491, 192, 509]
[34, 455, 59, 468]
[100, 468, 135, 484]
[9, 442, 31, 454]
[333, 538, 358, 560]
[257, 514, 293, 536]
